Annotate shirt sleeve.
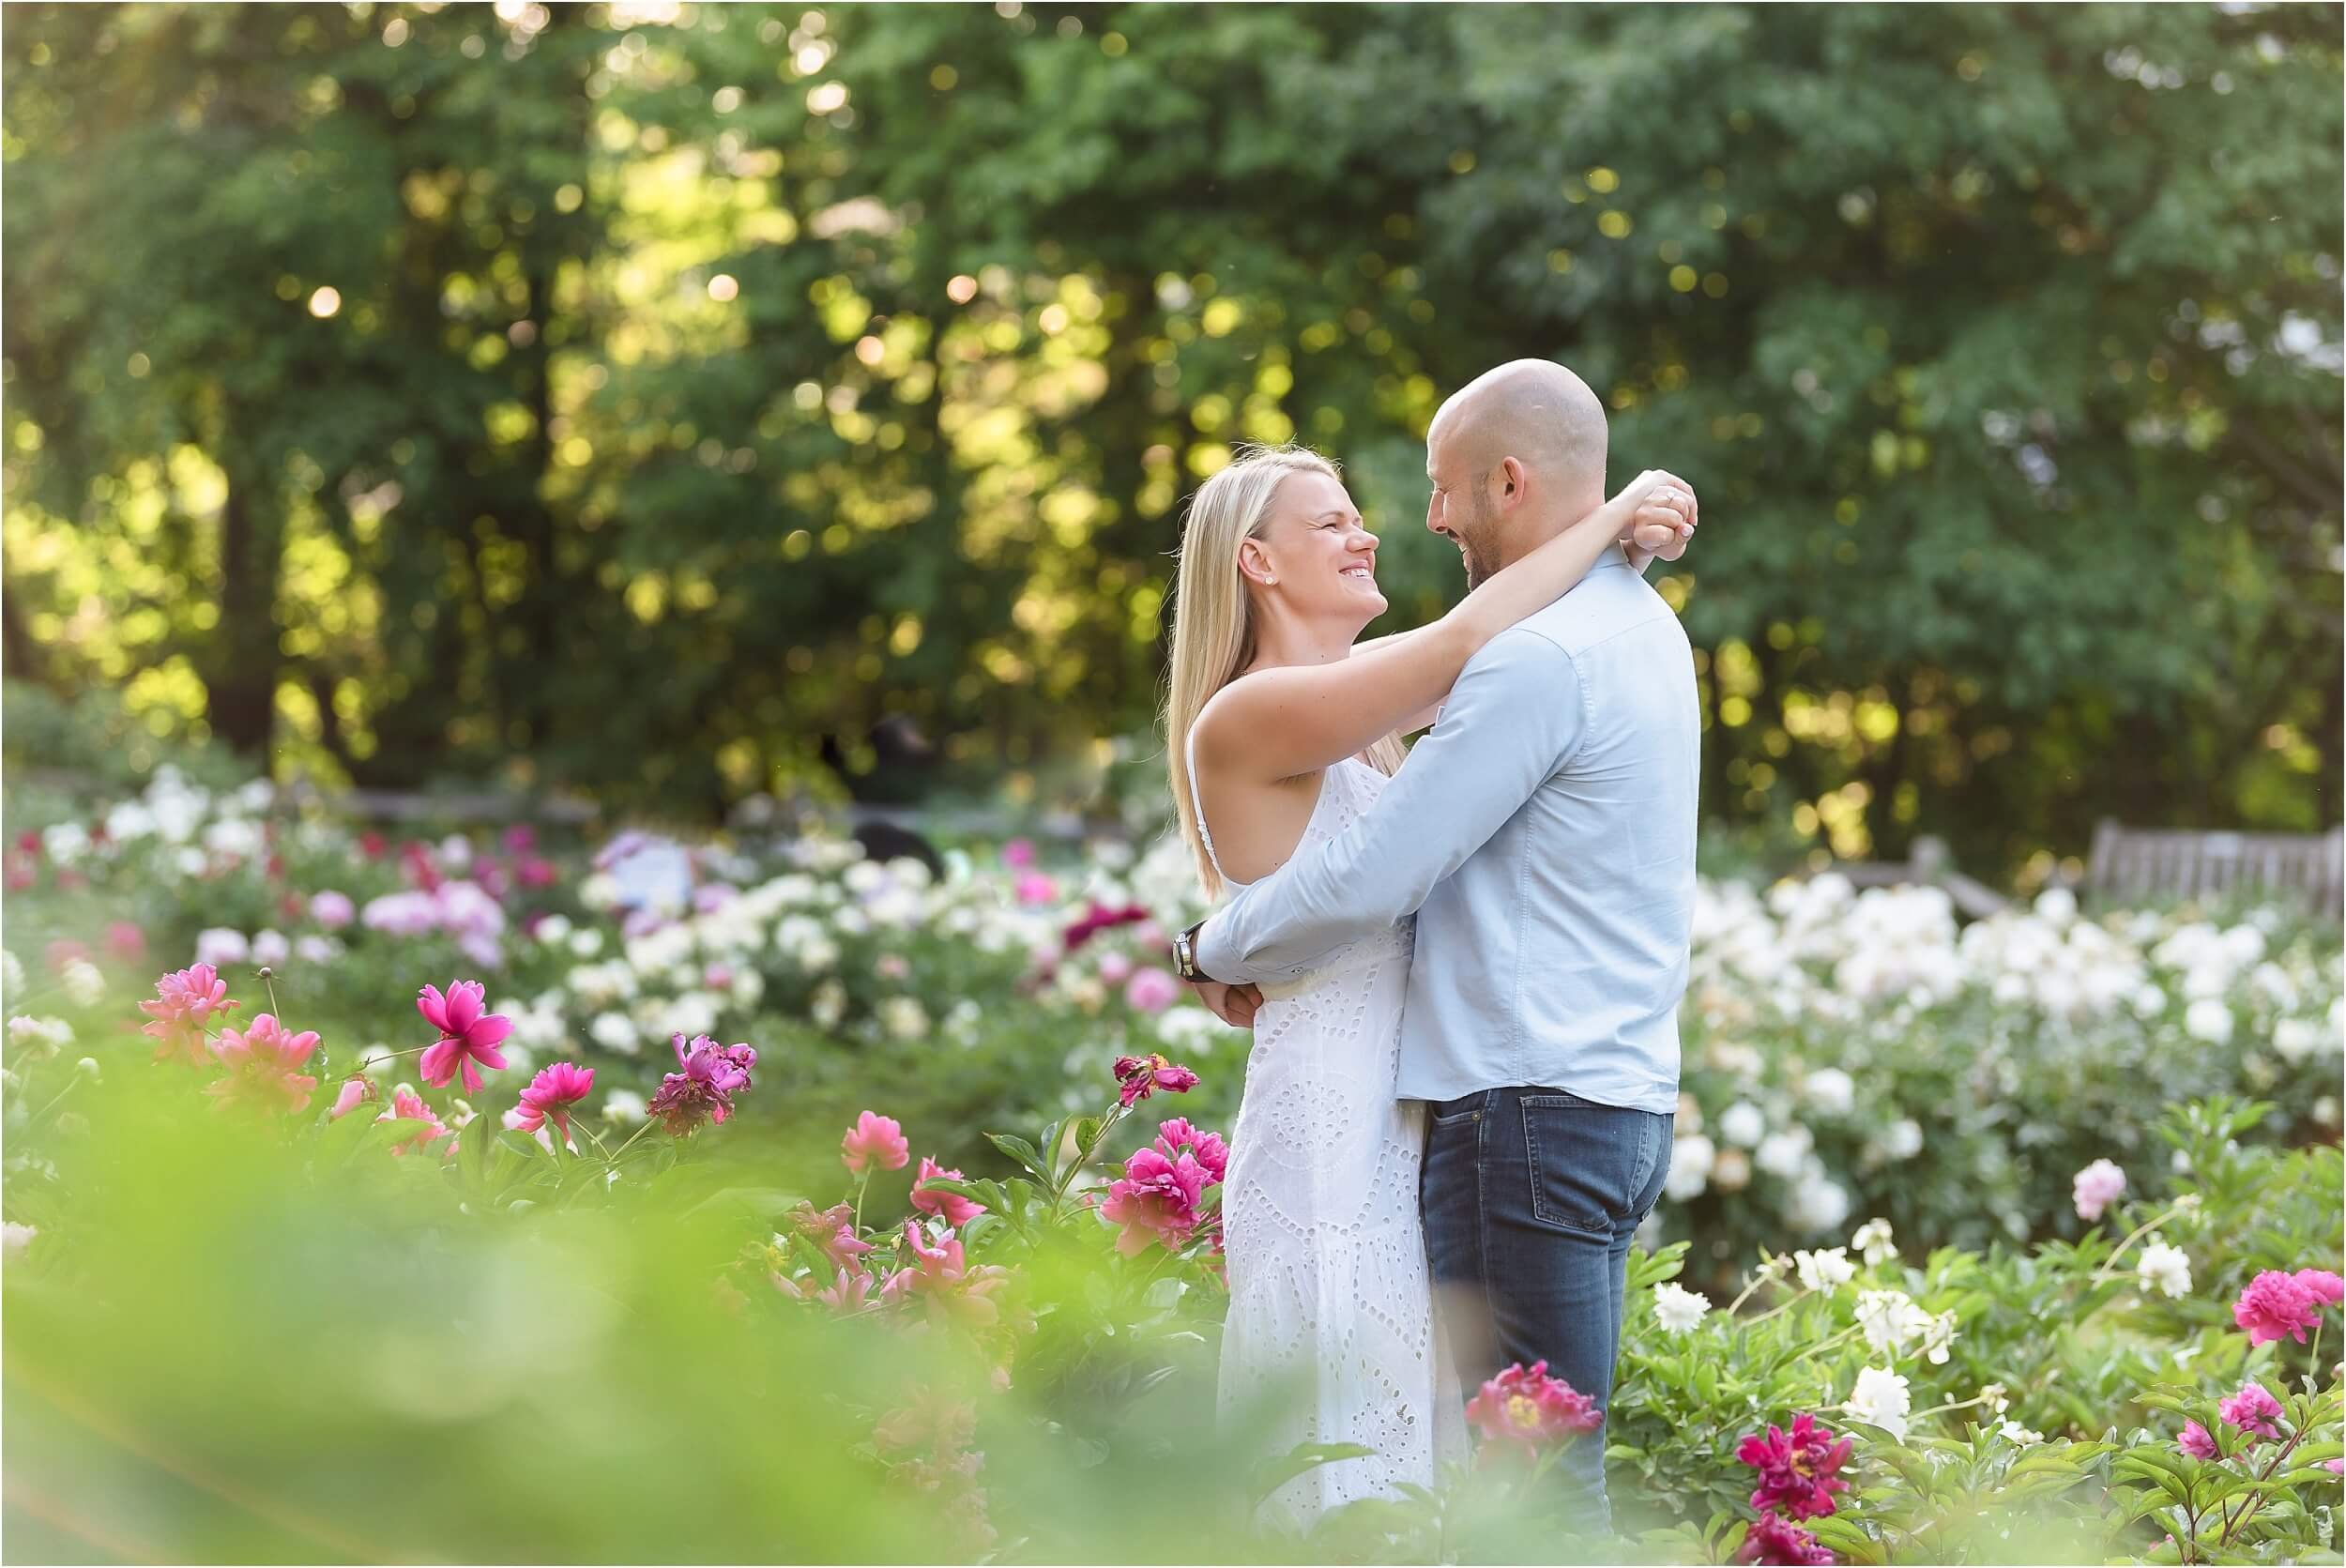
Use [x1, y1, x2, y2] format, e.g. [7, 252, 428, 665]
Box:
[1193, 628, 1585, 984]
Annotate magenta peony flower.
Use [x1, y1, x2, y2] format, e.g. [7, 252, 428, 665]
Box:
[377, 1085, 453, 1158]
[2071, 1158, 2125, 1222]
[1465, 1361, 1603, 1451]
[647, 1033, 756, 1136]
[139, 963, 239, 1066]
[504, 1061, 596, 1145]
[415, 980, 511, 1094]
[1111, 1052, 1200, 1109]
[2296, 1269, 2345, 1306]
[1013, 871, 1059, 906]
[910, 1156, 986, 1225]
[1735, 1412, 1853, 1520]
[328, 1077, 376, 1120]
[2217, 1383, 2285, 1444]
[1000, 838, 1037, 870]
[1122, 967, 1182, 1014]
[1736, 1513, 1836, 1566]
[2178, 1420, 2219, 1460]
[2233, 1270, 2324, 1347]
[1151, 1118, 1229, 1184]
[841, 1110, 912, 1174]
[1098, 1146, 1209, 1256]
[206, 1013, 322, 1114]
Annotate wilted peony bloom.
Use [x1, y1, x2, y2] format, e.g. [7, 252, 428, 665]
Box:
[911, 1156, 987, 1226]
[1653, 1282, 1713, 1335]
[416, 980, 511, 1094]
[1098, 1145, 1210, 1256]
[1735, 1513, 1836, 1566]
[1121, 967, 1181, 1014]
[647, 1034, 756, 1136]
[2072, 1158, 2126, 1222]
[2136, 1241, 2192, 1300]
[841, 1110, 912, 1174]
[207, 1013, 322, 1114]
[1736, 1411, 1852, 1520]
[1151, 1118, 1229, 1184]
[1465, 1361, 1602, 1451]
[2217, 1383, 2284, 1443]
[1111, 1053, 1199, 1108]
[139, 963, 239, 1066]
[2178, 1420, 2218, 1460]
[377, 1085, 453, 1158]
[2232, 1270, 2324, 1347]
[504, 1061, 596, 1145]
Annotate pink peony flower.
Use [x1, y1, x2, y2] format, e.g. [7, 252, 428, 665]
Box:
[647, 1033, 756, 1136]
[44, 938, 91, 973]
[911, 1156, 986, 1225]
[377, 1085, 454, 1158]
[1013, 871, 1059, 906]
[328, 1077, 377, 1120]
[1736, 1513, 1836, 1566]
[1096, 951, 1135, 985]
[103, 921, 147, 965]
[2217, 1383, 2285, 1444]
[310, 890, 356, 930]
[1735, 1412, 1853, 1520]
[415, 980, 511, 1094]
[1000, 839, 1037, 870]
[138, 963, 239, 1066]
[504, 1061, 596, 1145]
[1122, 967, 1181, 1014]
[2178, 1420, 2218, 1461]
[814, 1265, 876, 1315]
[788, 1201, 875, 1270]
[1111, 1052, 1200, 1109]
[206, 1013, 322, 1114]
[2233, 1270, 2324, 1347]
[888, 1221, 1010, 1327]
[2296, 1269, 2344, 1306]
[1151, 1118, 1230, 1184]
[2072, 1158, 2125, 1222]
[1465, 1361, 1603, 1451]
[2326, 1458, 2345, 1476]
[841, 1110, 911, 1174]
[1098, 1146, 1209, 1256]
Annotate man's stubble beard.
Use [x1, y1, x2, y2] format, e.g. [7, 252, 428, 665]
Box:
[1457, 490, 1501, 590]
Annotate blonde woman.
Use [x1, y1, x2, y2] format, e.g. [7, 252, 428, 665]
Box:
[1164, 435, 1695, 1523]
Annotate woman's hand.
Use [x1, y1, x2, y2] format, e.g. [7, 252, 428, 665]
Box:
[1612, 469, 1699, 567]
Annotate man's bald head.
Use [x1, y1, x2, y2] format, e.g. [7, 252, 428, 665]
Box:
[1423, 359, 1609, 586]
[1428, 359, 1608, 508]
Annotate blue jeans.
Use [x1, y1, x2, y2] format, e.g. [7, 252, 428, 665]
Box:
[1420, 1086, 1675, 1530]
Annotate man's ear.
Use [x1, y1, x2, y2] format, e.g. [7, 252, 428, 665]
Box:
[1498, 455, 1528, 509]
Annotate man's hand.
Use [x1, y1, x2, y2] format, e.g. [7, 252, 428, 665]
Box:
[1187, 978, 1264, 1028]
[1615, 468, 1699, 567]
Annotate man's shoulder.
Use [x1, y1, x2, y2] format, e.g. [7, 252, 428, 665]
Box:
[1516, 565, 1682, 658]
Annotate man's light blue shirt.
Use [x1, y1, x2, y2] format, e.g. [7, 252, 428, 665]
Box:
[1193, 551, 1701, 1113]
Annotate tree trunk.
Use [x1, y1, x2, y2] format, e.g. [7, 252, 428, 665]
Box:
[206, 458, 284, 756]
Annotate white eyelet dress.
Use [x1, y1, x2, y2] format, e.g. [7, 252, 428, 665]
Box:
[1188, 738, 1462, 1527]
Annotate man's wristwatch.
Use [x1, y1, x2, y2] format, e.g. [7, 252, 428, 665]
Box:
[1171, 920, 1215, 983]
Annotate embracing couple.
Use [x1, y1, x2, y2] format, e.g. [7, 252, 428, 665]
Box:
[1161, 359, 1702, 1527]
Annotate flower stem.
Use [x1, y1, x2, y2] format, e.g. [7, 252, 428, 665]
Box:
[604, 1119, 655, 1166]
[2090, 1199, 2195, 1284]
[851, 1165, 874, 1232]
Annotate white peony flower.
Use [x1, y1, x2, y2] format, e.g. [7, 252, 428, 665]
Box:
[578, 872, 622, 911]
[1804, 1068, 1856, 1117]
[0, 950, 22, 1005]
[2, 1221, 38, 1260]
[1795, 1247, 1857, 1292]
[1719, 1100, 1766, 1148]
[602, 1088, 648, 1125]
[1843, 1365, 1912, 1441]
[1755, 1126, 1814, 1180]
[535, 914, 574, 945]
[2184, 997, 2234, 1045]
[1664, 1133, 1715, 1202]
[195, 928, 251, 967]
[588, 1012, 638, 1053]
[1652, 1282, 1712, 1334]
[2136, 1241, 2192, 1300]
[878, 997, 929, 1041]
[569, 928, 605, 958]
[1882, 1118, 1925, 1160]
[810, 980, 847, 1030]
[1856, 1288, 1932, 1357]
[60, 961, 104, 1009]
[1790, 1172, 1851, 1234]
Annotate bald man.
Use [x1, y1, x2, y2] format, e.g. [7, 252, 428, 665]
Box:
[1181, 359, 1703, 1528]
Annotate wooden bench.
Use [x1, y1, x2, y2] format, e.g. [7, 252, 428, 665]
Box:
[2086, 821, 2344, 915]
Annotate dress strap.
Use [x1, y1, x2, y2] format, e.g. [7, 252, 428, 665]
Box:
[1183, 726, 1234, 886]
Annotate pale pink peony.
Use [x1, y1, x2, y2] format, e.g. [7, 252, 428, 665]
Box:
[1111, 1052, 1199, 1109]
[1151, 1118, 1229, 1184]
[647, 1034, 755, 1136]
[207, 1013, 322, 1114]
[310, 890, 357, 930]
[2178, 1420, 2218, 1460]
[2232, 1270, 2324, 1347]
[841, 1110, 911, 1174]
[377, 1085, 454, 1158]
[1000, 838, 1037, 870]
[415, 980, 511, 1094]
[328, 1077, 377, 1120]
[504, 1061, 596, 1145]
[910, 1156, 986, 1225]
[1465, 1361, 1603, 1450]
[1121, 967, 1181, 1014]
[2217, 1383, 2285, 1444]
[139, 963, 239, 1066]
[789, 1201, 875, 1270]
[1098, 1146, 1209, 1256]
[103, 921, 147, 965]
[2071, 1158, 2125, 1222]
[1095, 951, 1135, 985]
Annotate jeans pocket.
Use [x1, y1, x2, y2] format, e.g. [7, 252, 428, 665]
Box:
[1518, 1092, 1663, 1238]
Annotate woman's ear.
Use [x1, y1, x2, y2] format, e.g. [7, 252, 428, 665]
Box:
[1236, 538, 1275, 588]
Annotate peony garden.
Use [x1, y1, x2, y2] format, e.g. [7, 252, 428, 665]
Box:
[5, 763, 2340, 1563]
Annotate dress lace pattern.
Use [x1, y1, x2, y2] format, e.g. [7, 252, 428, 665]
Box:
[1192, 751, 1462, 1525]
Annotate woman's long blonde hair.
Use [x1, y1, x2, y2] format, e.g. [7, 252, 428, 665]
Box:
[1163, 444, 1406, 898]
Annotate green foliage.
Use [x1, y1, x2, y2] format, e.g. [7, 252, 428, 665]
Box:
[3, 5, 2338, 869]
